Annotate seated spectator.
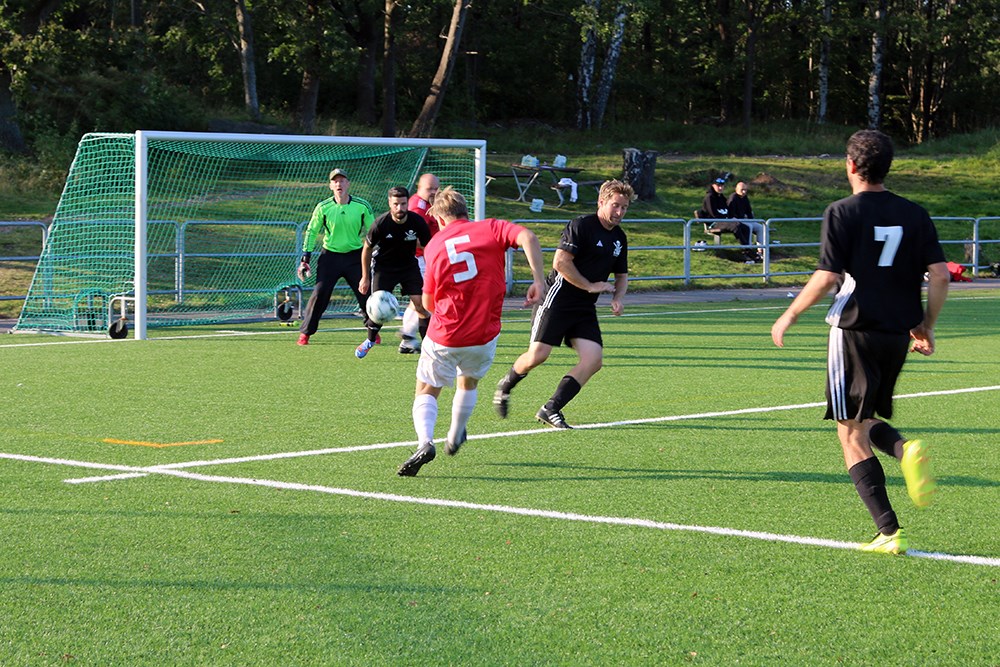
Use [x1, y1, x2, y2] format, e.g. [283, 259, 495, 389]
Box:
[728, 181, 764, 247]
[697, 177, 756, 262]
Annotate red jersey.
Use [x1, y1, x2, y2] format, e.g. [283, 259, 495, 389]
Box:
[422, 218, 525, 347]
[407, 194, 439, 258]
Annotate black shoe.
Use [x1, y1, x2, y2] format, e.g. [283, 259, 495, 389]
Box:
[493, 387, 511, 418]
[536, 406, 572, 429]
[398, 334, 420, 354]
[397, 442, 436, 476]
[445, 428, 467, 456]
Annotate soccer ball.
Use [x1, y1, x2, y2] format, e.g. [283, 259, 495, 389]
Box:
[366, 290, 399, 325]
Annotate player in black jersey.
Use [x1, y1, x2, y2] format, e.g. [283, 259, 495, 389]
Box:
[771, 130, 950, 555]
[494, 179, 634, 428]
[357, 186, 432, 358]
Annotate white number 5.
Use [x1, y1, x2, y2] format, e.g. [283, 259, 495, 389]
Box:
[874, 226, 903, 267]
[445, 235, 478, 283]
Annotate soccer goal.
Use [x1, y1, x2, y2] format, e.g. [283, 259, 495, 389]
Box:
[14, 131, 487, 339]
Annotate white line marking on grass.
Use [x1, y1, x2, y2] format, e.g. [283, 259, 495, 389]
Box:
[59, 384, 1000, 484]
[3, 449, 997, 567]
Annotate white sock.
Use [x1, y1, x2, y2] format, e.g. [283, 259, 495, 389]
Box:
[412, 394, 438, 445]
[448, 388, 477, 444]
[401, 305, 419, 339]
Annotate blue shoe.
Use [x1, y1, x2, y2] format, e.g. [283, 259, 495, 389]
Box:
[355, 339, 374, 359]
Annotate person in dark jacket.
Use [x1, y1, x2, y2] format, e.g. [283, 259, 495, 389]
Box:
[697, 177, 755, 262]
[728, 181, 764, 246]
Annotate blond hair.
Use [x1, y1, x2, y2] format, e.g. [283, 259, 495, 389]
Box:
[598, 179, 636, 204]
[428, 186, 468, 220]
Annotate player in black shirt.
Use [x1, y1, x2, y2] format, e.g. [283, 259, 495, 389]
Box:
[494, 179, 634, 428]
[357, 186, 432, 358]
[771, 130, 950, 555]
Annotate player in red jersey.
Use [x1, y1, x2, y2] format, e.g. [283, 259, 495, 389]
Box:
[398, 173, 441, 353]
[397, 186, 546, 476]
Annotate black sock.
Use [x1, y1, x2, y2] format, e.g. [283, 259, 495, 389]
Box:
[869, 421, 904, 459]
[368, 321, 382, 343]
[418, 315, 429, 339]
[498, 367, 527, 393]
[545, 375, 582, 412]
[848, 457, 899, 535]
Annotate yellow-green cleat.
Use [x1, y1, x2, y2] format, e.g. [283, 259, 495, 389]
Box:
[860, 528, 908, 555]
[901, 439, 937, 508]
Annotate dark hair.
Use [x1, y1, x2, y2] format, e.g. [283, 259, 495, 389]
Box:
[388, 186, 410, 199]
[846, 130, 894, 184]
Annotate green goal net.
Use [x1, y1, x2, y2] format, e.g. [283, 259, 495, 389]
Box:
[14, 131, 486, 338]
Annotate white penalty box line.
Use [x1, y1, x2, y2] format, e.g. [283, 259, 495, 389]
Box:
[0, 384, 998, 570]
[1, 449, 998, 568]
[62, 383, 1000, 485]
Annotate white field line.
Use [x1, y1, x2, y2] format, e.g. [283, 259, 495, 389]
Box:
[62, 384, 1000, 485]
[3, 292, 997, 347]
[1, 449, 998, 567]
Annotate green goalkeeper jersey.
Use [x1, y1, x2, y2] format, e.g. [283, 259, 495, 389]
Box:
[302, 196, 373, 254]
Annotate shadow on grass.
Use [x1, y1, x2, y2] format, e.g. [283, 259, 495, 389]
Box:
[468, 461, 1000, 488]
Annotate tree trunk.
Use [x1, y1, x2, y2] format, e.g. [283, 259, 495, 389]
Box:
[296, 0, 322, 133]
[817, 0, 831, 124]
[234, 0, 260, 121]
[591, 2, 628, 130]
[0, 68, 27, 154]
[357, 34, 379, 126]
[298, 69, 321, 133]
[741, 0, 758, 130]
[381, 0, 401, 137]
[622, 148, 657, 201]
[409, 0, 470, 138]
[715, 0, 736, 122]
[867, 0, 887, 129]
[575, 0, 601, 130]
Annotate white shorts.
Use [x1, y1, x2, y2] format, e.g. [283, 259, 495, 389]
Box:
[416, 335, 499, 388]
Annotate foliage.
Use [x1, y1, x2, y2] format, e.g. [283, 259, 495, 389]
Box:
[1, 0, 998, 163]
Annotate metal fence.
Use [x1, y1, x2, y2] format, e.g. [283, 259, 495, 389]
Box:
[3, 216, 999, 308]
[504, 216, 1000, 291]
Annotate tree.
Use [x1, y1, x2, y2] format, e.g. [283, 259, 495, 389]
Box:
[867, 0, 887, 129]
[408, 0, 470, 138]
[381, 0, 402, 136]
[591, 2, 629, 129]
[575, 0, 600, 129]
[234, 0, 260, 121]
[816, 0, 832, 124]
[297, 0, 324, 132]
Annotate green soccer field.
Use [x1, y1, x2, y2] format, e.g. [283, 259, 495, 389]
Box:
[2, 291, 998, 666]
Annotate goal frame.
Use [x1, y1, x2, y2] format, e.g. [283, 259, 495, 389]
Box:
[129, 130, 488, 340]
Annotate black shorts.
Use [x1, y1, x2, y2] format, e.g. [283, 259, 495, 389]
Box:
[825, 327, 909, 422]
[531, 301, 602, 348]
[372, 265, 423, 296]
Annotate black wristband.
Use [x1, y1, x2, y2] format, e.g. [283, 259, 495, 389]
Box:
[301, 252, 311, 264]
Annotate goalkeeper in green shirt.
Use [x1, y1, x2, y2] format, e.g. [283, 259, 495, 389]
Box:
[297, 168, 378, 350]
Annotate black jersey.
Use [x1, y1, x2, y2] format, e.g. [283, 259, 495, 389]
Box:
[820, 190, 945, 333]
[548, 213, 628, 306]
[366, 211, 431, 273]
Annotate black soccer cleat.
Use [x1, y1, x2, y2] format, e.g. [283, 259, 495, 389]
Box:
[536, 406, 572, 429]
[445, 428, 467, 456]
[493, 387, 511, 419]
[397, 442, 436, 477]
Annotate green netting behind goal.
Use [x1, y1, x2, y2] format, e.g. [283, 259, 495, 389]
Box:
[15, 132, 483, 335]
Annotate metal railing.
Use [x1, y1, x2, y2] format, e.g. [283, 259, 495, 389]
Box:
[504, 215, 999, 291]
[4, 216, 999, 309]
